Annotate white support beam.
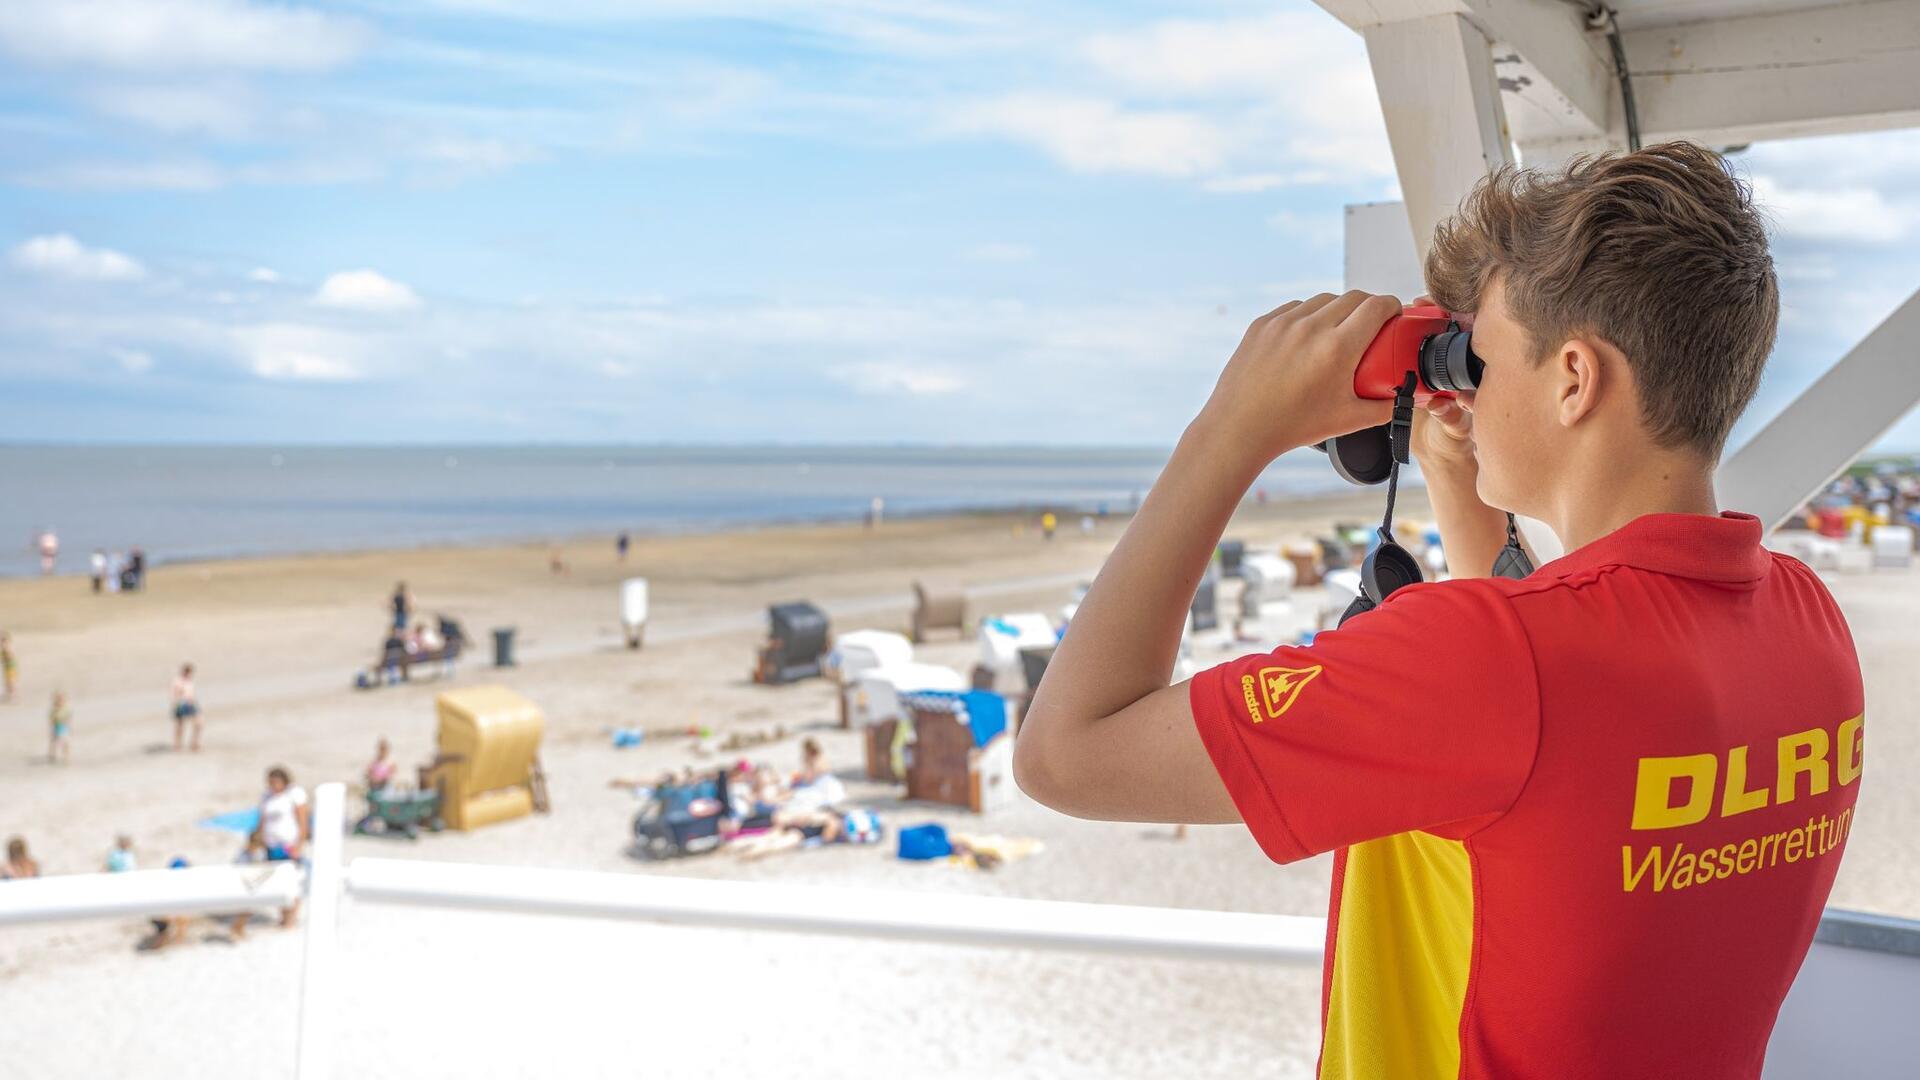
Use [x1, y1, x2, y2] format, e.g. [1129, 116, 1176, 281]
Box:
[1365, 13, 1519, 257]
[1621, 0, 1920, 147]
[1318, 0, 1615, 141]
[1718, 288, 1920, 530]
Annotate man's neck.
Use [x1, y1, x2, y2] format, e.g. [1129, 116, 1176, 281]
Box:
[1550, 449, 1720, 552]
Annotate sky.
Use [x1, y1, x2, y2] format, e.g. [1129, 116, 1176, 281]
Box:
[0, 0, 1917, 450]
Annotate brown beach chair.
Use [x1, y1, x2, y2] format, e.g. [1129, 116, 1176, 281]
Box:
[910, 582, 966, 643]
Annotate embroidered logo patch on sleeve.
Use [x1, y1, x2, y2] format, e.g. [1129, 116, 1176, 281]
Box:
[1239, 664, 1322, 722]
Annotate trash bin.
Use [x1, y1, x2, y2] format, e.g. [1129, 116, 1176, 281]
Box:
[491, 627, 516, 668]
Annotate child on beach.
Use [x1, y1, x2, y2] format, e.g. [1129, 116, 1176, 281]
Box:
[3, 836, 39, 879]
[365, 738, 396, 792]
[171, 663, 201, 752]
[1, 632, 15, 702]
[48, 691, 72, 764]
[106, 835, 136, 873]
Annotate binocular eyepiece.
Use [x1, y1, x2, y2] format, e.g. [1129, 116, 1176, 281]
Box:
[1318, 305, 1482, 485]
[1417, 327, 1482, 394]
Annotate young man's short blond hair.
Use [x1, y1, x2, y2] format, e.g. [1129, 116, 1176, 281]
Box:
[1425, 141, 1778, 457]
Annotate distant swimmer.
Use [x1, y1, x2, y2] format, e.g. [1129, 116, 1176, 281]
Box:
[34, 528, 57, 575]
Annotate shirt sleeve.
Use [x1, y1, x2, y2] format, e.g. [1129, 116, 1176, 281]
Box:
[1190, 578, 1540, 864]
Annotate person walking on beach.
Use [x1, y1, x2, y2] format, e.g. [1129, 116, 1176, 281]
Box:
[90, 549, 106, 593]
[1, 632, 16, 702]
[1017, 145, 1863, 1078]
[47, 691, 72, 764]
[616, 531, 631, 561]
[171, 664, 202, 752]
[1040, 511, 1057, 540]
[391, 582, 411, 632]
[3, 837, 39, 879]
[246, 766, 309, 929]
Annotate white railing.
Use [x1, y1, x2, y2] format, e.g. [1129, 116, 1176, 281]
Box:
[0, 783, 1327, 1080]
[8, 783, 1917, 1079]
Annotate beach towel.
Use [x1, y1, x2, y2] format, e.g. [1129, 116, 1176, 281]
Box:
[200, 808, 260, 834]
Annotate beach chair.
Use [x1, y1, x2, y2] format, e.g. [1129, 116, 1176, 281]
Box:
[830, 631, 914, 726]
[911, 582, 967, 642]
[898, 690, 1015, 814]
[852, 663, 967, 780]
[421, 686, 547, 830]
[1190, 569, 1219, 632]
[1217, 539, 1247, 578]
[753, 602, 831, 684]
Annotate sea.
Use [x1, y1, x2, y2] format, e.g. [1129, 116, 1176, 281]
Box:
[0, 444, 1351, 578]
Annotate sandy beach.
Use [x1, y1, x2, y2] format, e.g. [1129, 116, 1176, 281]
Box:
[3, 490, 1916, 1079]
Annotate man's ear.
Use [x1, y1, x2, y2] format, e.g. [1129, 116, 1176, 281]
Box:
[1554, 337, 1606, 429]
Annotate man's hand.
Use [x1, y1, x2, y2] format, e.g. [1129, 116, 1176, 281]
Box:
[1412, 394, 1478, 477]
[1198, 290, 1402, 465]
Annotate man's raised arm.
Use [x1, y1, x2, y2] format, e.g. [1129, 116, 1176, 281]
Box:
[1012, 291, 1398, 823]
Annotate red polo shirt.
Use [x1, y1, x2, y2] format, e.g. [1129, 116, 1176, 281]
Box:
[1191, 512, 1864, 1079]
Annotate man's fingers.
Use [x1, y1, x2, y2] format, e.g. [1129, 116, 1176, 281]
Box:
[1337, 292, 1403, 337]
[1288, 292, 1340, 320]
[1307, 289, 1378, 327]
[1255, 299, 1305, 323]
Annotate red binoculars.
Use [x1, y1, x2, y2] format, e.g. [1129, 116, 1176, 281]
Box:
[1318, 305, 1483, 485]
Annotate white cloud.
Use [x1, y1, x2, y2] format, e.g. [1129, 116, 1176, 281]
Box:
[232, 323, 364, 380]
[964, 241, 1033, 263]
[1202, 173, 1295, 194]
[0, 0, 370, 73]
[84, 82, 258, 136]
[110, 347, 154, 373]
[830, 362, 965, 396]
[8, 234, 147, 282]
[1750, 176, 1918, 245]
[12, 159, 228, 191]
[1082, 14, 1329, 98]
[945, 95, 1225, 177]
[248, 267, 281, 283]
[313, 270, 422, 311]
[412, 136, 541, 180]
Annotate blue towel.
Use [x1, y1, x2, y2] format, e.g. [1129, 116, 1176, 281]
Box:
[199, 808, 260, 834]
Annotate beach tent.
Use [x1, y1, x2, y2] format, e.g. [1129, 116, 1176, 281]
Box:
[424, 685, 547, 831]
[754, 601, 831, 684]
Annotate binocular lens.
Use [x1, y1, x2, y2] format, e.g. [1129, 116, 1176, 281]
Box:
[1419, 329, 1483, 393]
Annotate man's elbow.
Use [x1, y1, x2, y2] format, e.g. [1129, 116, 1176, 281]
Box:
[1012, 709, 1089, 816]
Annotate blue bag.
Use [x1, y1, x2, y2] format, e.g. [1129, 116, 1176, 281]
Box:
[897, 822, 952, 861]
